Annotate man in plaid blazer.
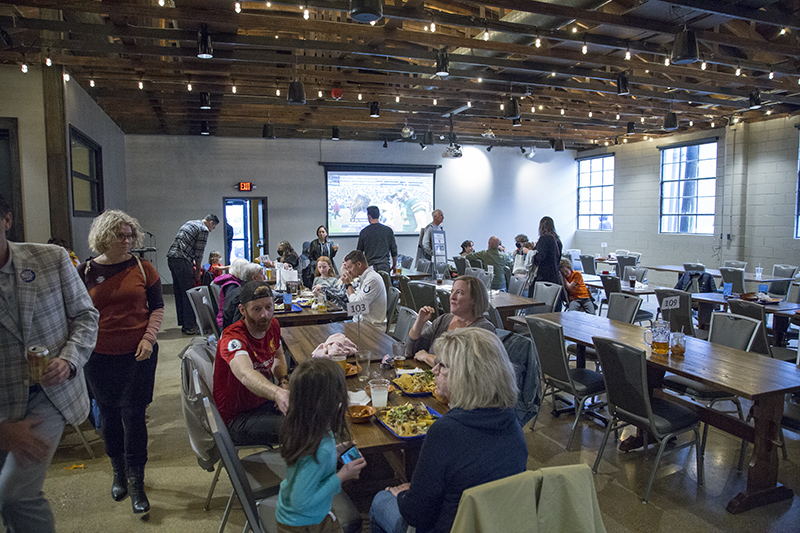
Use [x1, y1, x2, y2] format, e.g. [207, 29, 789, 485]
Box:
[0, 195, 99, 532]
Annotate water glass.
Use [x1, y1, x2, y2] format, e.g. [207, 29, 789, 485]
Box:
[356, 350, 372, 382]
[369, 378, 391, 408]
[392, 342, 407, 369]
[670, 332, 686, 356]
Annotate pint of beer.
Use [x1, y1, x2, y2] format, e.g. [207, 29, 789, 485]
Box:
[27, 346, 50, 384]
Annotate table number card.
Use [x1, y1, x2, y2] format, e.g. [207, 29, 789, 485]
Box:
[723, 282, 733, 297]
[661, 295, 680, 310]
[758, 284, 769, 293]
[347, 301, 370, 317]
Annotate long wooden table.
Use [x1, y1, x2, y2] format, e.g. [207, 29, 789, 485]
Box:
[513, 311, 800, 514]
[392, 268, 430, 281]
[281, 322, 449, 461]
[426, 280, 544, 328]
[648, 264, 797, 284]
[584, 278, 670, 297]
[273, 302, 349, 327]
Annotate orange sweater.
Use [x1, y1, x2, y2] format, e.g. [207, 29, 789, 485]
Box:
[565, 271, 591, 301]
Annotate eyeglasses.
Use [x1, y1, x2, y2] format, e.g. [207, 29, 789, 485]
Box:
[433, 357, 448, 369]
[115, 232, 135, 241]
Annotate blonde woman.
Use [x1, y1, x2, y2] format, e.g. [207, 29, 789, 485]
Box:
[78, 210, 163, 515]
[370, 328, 527, 533]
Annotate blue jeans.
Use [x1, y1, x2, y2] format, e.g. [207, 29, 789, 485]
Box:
[0, 386, 66, 533]
[369, 490, 409, 533]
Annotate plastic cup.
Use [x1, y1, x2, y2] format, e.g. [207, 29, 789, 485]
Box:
[330, 354, 347, 373]
[283, 292, 292, 306]
[628, 276, 636, 288]
[755, 267, 763, 279]
[436, 273, 444, 285]
[357, 350, 372, 383]
[670, 332, 686, 356]
[392, 342, 407, 369]
[369, 378, 391, 408]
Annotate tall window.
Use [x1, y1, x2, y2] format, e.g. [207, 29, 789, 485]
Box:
[660, 141, 716, 234]
[70, 127, 103, 217]
[577, 155, 614, 231]
[796, 139, 800, 239]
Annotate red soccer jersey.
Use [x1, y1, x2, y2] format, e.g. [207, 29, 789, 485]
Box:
[213, 318, 281, 425]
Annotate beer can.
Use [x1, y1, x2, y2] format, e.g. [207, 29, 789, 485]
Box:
[27, 346, 50, 384]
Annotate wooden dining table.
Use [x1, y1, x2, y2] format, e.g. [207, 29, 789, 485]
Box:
[584, 278, 671, 297]
[511, 311, 800, 514]
[648, 264, 797, 284]
[280, 321, 449, 479]
[424, 280, 545, 328]
[273, 301, 349, 327]
[391, 267, 431, 281]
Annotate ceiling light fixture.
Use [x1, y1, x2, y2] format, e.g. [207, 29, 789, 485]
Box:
[424, 130, 434, 146]
[748, 90, 762, 109]
[503, 97, 520, 119]
[769, 69, 774, 80]
[671, 27, 698, 64]
[350, 0, 382, 23]
[20, 62, 28, 73]
[200, 121, 210, 135]
[383, 139, 388, 148]
[525, 147, 536, 160]
[90, 78, 95, 87]
[45, 56, 52, 67]
[420, 142, 427, 150]
[197, 24, 213, 59]
[139, 80, 144, 90]
[401, 119, 414, 138]
[200, 92, 211, 109]
[288, 80, 306, 105]
[263, 124, 276, 139]
[701, 60, 707, 70]
[552, 139, 565, 152]
[735, 65, 742, 76]
[535, 36, 541, 48]
[303, 9, 310, 20]
[63, 72, 70, 82]
[520, 146, 526, 154]
[435, 49, 449, 76]
[616, 72, 630, 95]
[332, 126, 340, 140]
[513, 118, 522, 127]
[486, 145, 492, 152]
[187, 82, 192, 91]
[477, 77, 483, 83]
[627, 122, 635, 134]
[234, 2, 241, 13]
[370, 101, 380, 117]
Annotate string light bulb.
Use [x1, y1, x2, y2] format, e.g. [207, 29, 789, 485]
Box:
[318, 89, 323, 98]
[664, 57, 670, 66]
[560, 108, 565, 115]
[20, 63, 28, 73]
[139, 80, 144, 90]
[538, 105, 543, 110]
[689, 120, 694, 126]
[234, 2, 241, 13]
[187, 82, 192, 91]
[535, 37, 541, 48]
[588, 110, 593, 118]
[711, 121, 715, 128]
[467, 100, 471, 107]
[232, 84, 237, 93]
[63, 72, 70, 82]
[625, 48, 631, 60]
[430, 22, 435, 32]
[769, 70, 774, 80]
[276, 88, 281, 96]
[531, 106, 535, 113]
[701, 60, 707, 70]
[616, 112, 620, 120]
[735, 66, 741, 76]
[640, 116, 645, 123]
[358, 92, 363, 100]
[433, 97, 437, 105]
[370, 20, 376, 26]
[483, 31, 489, 41]
[89, 78, 95, 87]
[582, 43, 588, 55]
[766, 110, 772, 115]
[395, 95, 400, 103]
[477, 77, 483, 83]
[303, 9, 309, 20]
[780, 28, 787, 35]
[45, 56, 52, 67]
[500, 103, 504, 111]
[267, 1, 271, 6]
[158, 0, 164, 5]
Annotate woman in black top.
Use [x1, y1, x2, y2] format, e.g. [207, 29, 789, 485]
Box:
[277, 240, 300, 270]
[529, 216, 563, 299]
[307, 225, 338, 273]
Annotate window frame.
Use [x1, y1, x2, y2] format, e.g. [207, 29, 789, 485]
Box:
[576, 154, 614, 232]
[69, 126, 104, 217]
[796, 135, 800, 239]
[658, 140, 717, 235]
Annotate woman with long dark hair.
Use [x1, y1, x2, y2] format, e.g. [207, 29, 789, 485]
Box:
[529, 216, 563, 299]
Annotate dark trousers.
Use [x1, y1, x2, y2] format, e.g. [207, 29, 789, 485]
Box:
[168, 256, 197, 330]
[226, 401, 283, 447]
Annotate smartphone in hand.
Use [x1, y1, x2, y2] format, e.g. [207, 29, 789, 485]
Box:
[341, 445, 362, 464]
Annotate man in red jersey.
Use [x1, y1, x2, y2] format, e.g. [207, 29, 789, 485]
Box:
[213, 281, 289, 445]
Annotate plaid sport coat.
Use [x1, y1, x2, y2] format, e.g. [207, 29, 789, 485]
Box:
[0, 242, 99, 426]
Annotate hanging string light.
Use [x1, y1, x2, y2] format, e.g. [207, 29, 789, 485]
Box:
[701, 60, 707, 70]
[234, 2, 241, 13]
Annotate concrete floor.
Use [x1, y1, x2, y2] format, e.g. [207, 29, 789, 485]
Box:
[44, 290, 800, 532]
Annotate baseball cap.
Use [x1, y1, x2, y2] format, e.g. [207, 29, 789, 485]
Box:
[239, 281, 273, 305]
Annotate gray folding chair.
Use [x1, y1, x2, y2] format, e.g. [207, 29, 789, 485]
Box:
[526, 317, 606, 451]
[407, 281, 439, 315]
[203, 397, 361, 533]
[723, 260, 747, 269]
[453, 256, 468, 276]
[527, 282, 563, 315]
[622, 266, 648, 283]
[719, 267, 745, 294]
[654, 289, 697, 337]
[467, 268, 492, 291]
[468, 258, 484, 270]
[727, 299, 796, 362]
[606, 293, 642, 324]
[615, 255, 636, 278]
[377, 270, 392, 294]
[209, 282, 221, 311]
[400, 255, 413, 269]
[683, 262, 706, 272]
[392, 306, 418, 342]
[398, 275, 414, 309]
[591, 338, 704, 503]
[436, 288, 451, 314]
[769, 264, 798, 300]
[385, 286, 401, 334]
[627, 252, 642, 264]
[614, 249, 629, 257]
[187, 286, 221, 340]
[484, 305, 503, 330]
[598, 274, 620, 315]
[416, 258, 432, 274]
[580, 254, 597, 276]
[508, 275, 526, 297]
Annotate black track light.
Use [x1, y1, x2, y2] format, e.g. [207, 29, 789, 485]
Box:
[200, 121, 210, 135]
[748, 90, 762, 110]
[671, 27, 698, 65]
[435, 49, 449, 77]
[503, 97, 520, 120]
[423, 131, 434, 146]
[626, 122, 635, 134]
[370, 101, 380, 117]
[197, 24, 213, 59]
[512, 118, 522, 127]
[263, 124, 276, 139]
[350, 0, 383, 23]
[332, 126, 340, 140]
[486, 145, 493, 152]
[288, 80, 306, 105]
[382, 139, 388, 148]
[520, 146, 526, 154]
[553, 139, 565, 152]
[420, 142, 427, 150]
[663, 111, 678, 130]
[616, 73, 630, 95]
[200, 92, 211, 110]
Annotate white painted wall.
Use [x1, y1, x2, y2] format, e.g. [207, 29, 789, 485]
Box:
[0, 65, 49, 242]
[125, 136, 578, 283]
[65, 76, 127, 261]
[572, 123, 800, 290]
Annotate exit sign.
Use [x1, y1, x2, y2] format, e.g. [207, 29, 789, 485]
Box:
[238, 182, 253, 191]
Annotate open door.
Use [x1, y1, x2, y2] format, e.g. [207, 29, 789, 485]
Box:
[223, 197, 268, 263]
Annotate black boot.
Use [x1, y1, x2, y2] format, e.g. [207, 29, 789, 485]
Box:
[128, 465, 150, 514]
[110, 456, 128, 501]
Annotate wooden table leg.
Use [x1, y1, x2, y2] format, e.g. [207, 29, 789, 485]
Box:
[726, 394, 793, 513]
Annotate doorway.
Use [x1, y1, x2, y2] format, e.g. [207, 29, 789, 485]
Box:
[0, 118, 23, 242]
[223, 197, 268, 263]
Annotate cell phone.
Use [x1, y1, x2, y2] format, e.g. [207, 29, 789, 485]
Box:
[341, 445, 362, 464]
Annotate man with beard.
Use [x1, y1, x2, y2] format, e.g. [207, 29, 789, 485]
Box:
[213, 281, 289, 446]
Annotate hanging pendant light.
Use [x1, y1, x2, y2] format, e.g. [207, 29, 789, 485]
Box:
[369, 101, 380, 117]
[349, 0, 382, 23]
[663, 111, 678, 130]
[616, 73, 630, 95]
[423, 131, 434, 146]
[200, 121, 210, 135]
[435, 49, 449, 77]
[332, 126, 340, 140]
[512, 118, 522, 127]
[200, 92, 211, 110]
[197, 24, 213, 59]
[671, 27, 698, 65]
[263, 124, 276, 139]
[627, 122, 635, 134]
[748, 90, 762, 109]
[287, 80, 306, 105]
[502, 97, 520, 119]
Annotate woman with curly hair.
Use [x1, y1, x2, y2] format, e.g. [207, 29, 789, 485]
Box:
[277, 240, 300, 270]
[78, 210, 164, 515]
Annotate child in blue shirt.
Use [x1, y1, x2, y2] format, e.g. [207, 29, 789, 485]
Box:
[276, 358, 367, 532]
